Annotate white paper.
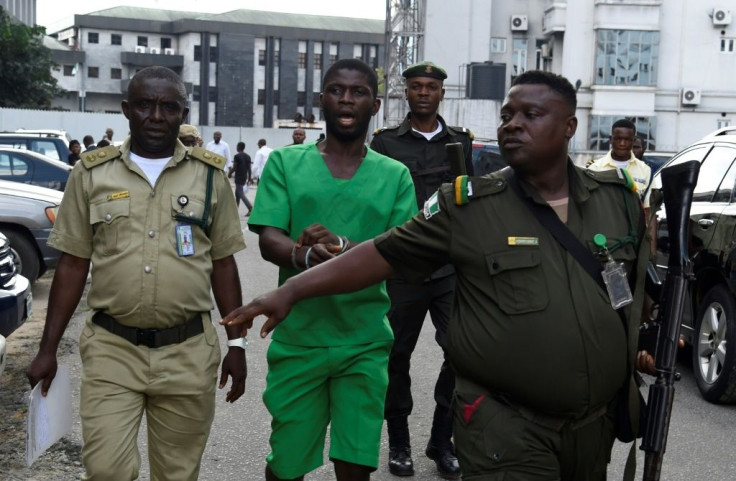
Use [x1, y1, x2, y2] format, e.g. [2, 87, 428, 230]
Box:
[26, 364, 72, 467]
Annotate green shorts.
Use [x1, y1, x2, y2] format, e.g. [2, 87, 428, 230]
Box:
[263, 340, 392, 479]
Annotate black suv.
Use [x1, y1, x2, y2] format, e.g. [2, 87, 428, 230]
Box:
[654, 126, 736, 402]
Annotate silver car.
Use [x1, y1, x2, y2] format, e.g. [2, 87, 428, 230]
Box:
[0, 180, 63, 283]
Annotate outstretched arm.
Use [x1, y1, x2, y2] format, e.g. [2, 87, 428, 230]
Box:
[221, 241, 395, 337]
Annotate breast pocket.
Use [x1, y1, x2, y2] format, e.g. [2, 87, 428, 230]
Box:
[90, 198, 131, 256]
[170, 196, 208, 247]
[486, 249, 548, 315]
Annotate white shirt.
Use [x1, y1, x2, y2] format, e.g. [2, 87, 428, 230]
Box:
[129, 152, 171, 187]
[253, 145, 273, 178]
[206, 140, 232, 170]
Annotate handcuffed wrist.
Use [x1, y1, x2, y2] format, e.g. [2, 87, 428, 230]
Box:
[304, 246, 314, 269]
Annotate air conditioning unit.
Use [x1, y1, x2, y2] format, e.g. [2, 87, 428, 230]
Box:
[713, 8, 732, 26]
[511, 15, 528, 32]
[540, 43, 552, 58]
[164, 48, 175, 55]
[682, 89, 701, 106]
[134, 46, 146, 54]
[149, 47, 161, 55]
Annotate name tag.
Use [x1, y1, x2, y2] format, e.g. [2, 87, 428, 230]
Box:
[107, 191, 130, 201]
[507, 236, 539, 246]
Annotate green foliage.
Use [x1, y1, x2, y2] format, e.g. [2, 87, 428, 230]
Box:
[0, 6, 62, 108]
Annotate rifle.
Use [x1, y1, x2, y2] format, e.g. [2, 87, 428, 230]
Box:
[446, 142, 466, 177]
[640, 160, 700, 481]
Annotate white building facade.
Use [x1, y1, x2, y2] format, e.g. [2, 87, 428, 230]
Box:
[422, 0, 736, 153]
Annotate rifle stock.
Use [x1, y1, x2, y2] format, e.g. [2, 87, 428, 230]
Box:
[446, 142, 466, 177]
[640, 160, 700, 481]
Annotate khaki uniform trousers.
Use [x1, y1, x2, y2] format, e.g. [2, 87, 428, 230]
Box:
[78, 313, 221, 481]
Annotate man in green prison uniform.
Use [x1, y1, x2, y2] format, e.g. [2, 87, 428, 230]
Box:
[27, 66, 247, 481]
[224, 70, 652, 481]
[247, 59, 416, 480]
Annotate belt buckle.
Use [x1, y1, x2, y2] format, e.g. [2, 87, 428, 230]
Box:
[136, 328, 159, 348]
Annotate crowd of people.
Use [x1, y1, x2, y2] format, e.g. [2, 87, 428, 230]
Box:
[28, 60, 658, 481]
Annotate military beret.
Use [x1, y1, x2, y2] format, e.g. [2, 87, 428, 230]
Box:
[178, 124, 201, 139]
[402, 61, 447, 81]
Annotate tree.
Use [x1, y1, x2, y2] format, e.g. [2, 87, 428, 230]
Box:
[0, 6, 61, 109]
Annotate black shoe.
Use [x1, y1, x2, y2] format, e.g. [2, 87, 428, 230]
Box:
[388, 446, 414, 476]
[425, 443, 460, 479]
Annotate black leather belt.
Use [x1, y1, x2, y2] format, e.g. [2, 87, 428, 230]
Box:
[92, 312, 204, 348]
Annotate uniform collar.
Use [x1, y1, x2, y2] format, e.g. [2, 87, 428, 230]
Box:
[397, 113, 452, 138]
[597, 150, 638, 169]
[118, 136, 188, 170]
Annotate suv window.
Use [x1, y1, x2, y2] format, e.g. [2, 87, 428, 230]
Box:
[0, 152, 29, 176]
[708, 146, 736, 203]
[692, 146, 736, 203]
[29, 140, 62, 161]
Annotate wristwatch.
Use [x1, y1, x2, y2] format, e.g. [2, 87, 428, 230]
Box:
[227, 337, 248, 350]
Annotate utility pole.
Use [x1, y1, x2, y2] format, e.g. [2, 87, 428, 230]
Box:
[382, 0, 425, 126]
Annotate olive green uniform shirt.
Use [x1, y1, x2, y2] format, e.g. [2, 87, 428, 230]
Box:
[48, 138, 246, 329]
[375, 163, 646, 419]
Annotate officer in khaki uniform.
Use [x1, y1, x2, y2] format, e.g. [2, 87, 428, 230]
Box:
[370, 60, 473, 478]
[222, 71, 651, 481]
[28, 66, 247, 481]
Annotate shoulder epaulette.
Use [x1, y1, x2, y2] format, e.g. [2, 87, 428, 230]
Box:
[80, 145, 122, 169]
[373, 125, 399, 136]
[450, 126, 474, 141]
[189, 146, 227, 170]
[584, 168, 638, 193]
[451, 174, 506, 205]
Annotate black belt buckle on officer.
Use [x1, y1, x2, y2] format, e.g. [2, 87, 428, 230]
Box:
[92, 311, 204, 348]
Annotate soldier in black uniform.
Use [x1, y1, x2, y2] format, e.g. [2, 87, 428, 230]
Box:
[370, 60, 473, 479]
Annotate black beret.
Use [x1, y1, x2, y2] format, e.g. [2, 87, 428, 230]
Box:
[402, 61, 447, 81]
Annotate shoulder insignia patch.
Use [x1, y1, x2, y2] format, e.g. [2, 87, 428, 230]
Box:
[189, 146, 226, 170]
[423, 190, 441, 219]
[452, 174, 506, 205]
[584, 168, 637, 193]
[450, 126, 475, 141]
[373, 125, 398, 136]
[81, 145, 121, 169]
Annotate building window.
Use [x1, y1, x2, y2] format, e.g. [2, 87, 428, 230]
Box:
[137, 36, 148, 47]
[88, 32, 99, 44]
[161, 37, 172, 50]
[111, 34, 122, 45]
[721, 37, 735, 53]
[193, 85, 200, 102]
[297, 91, 306, 106]
[208, 88, 218, 102]
[63, 65, 75, 76]
[595, 30, 659, 86]
[589, 115, 657, 151]
[194, 45, 202, 62]
[111, 68, 122, 80]
[313, 92, 321, 107]
[329, 53, 338, 65]
[209, 46, 218, 62]
[298, 52, 307, 69]
[314, 53, 323, 67]
[512, 38, 528, 78]
[491, 37, 506, 53]
[88, 66, 99, 78]
[258, 50, 266, 66]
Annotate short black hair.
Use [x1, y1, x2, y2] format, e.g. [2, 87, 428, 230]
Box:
[97, 139, 110, 148]
[612, 118, 636, 133]
[511, 70, 577, 112]
[237, 141, 245, 150]
[69, 139, 80, 149]
[127, 66, 187, 105]
[83, 135, 94, 145]
[323, 58, 378, 100]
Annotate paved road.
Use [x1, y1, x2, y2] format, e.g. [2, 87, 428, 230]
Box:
[9, 189, 736, 479]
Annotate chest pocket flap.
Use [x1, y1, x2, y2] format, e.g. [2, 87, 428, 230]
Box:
[170, 196, 207, 229]
[486, 249, 548, 315]
[89, 198, 131, 255]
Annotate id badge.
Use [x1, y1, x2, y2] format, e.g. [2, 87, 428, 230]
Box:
[601, 260, 633, 309]
[175, 223, 195, 257]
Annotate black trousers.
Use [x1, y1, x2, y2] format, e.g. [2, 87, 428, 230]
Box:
[385, 275, 456, 443]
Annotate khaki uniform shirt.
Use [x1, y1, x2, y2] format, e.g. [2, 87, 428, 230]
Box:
[48, 138, 246, 329]
[375, 163, 646, 418]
